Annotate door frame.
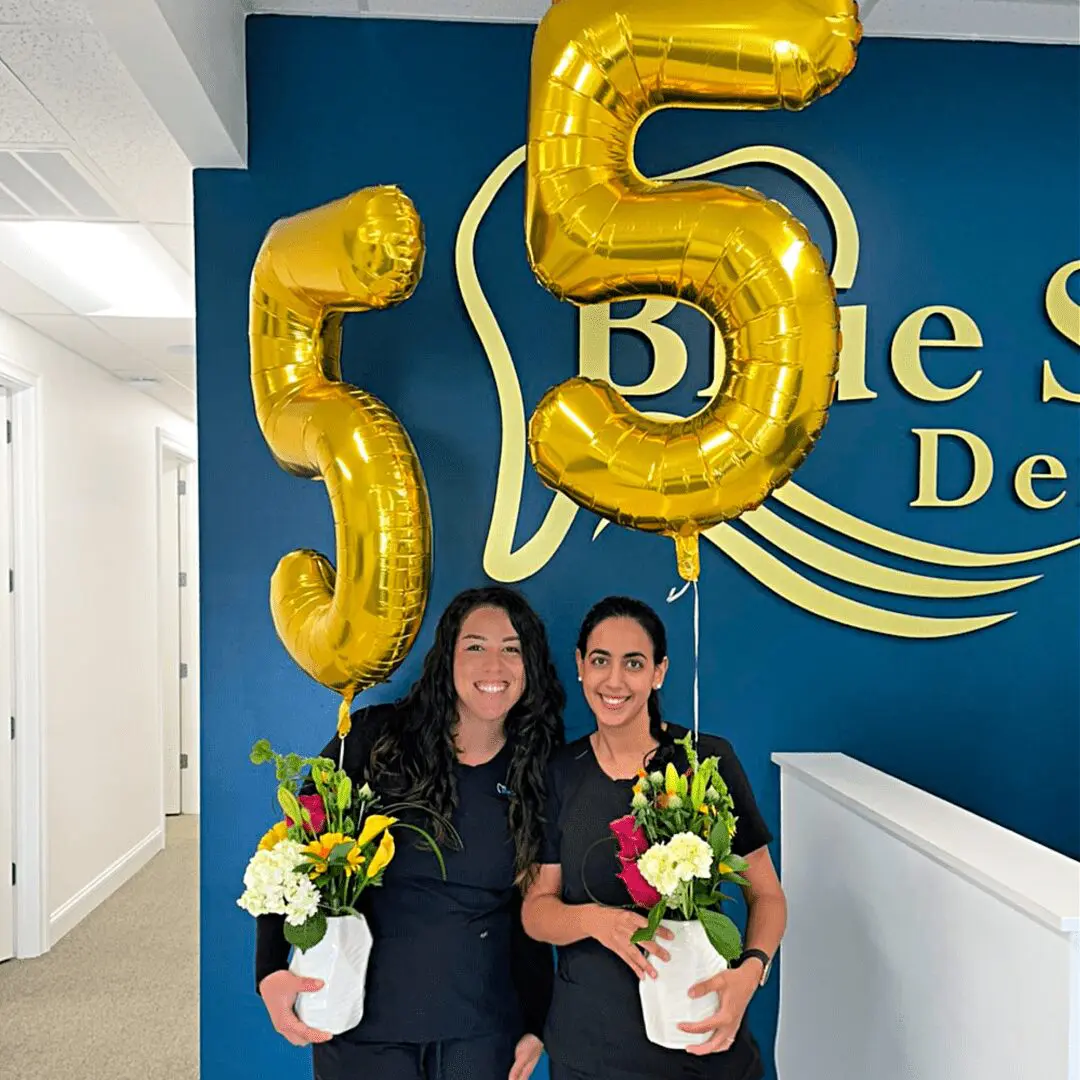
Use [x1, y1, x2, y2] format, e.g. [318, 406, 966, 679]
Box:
[0, 353, 45, 959]
[156, 429, 199, 820]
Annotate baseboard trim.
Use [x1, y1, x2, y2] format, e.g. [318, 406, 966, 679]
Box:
[49, 826, 165, 947]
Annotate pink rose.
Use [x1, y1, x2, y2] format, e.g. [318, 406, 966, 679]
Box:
[617, 859, 663, 909]
[610, 815, 649, 862]
[286, 793, 326, 835]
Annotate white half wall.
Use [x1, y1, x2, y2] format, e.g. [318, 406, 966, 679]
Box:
[772, 753, 1080, 1080]
[0, 310, 196, 952]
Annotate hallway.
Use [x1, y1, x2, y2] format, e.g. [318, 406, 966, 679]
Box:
[0, 816, 198, 1079]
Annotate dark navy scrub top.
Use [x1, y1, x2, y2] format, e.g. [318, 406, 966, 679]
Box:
[540, 725, 772, 1080]
[255, 703, 553, 1044]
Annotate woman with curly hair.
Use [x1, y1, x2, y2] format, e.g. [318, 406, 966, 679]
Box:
[256, 585, 566, 1080]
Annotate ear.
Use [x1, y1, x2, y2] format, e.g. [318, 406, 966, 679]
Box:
[654, 656, 670, 688]
[575, 649, 585, 683]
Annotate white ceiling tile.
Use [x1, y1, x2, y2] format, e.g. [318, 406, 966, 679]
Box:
[20, 310, 147, 369]
[161, 364, 194, 391]
[0, 1, 94, 26]
[0, 27, 194, 223]
[0, 60, 67, 143]
[249, 0, 365, 12]
[364, 0, 546, 19]
[144, 378, 196, 420]
[87, 314, 194, 361]
[0, 260, 71, 313]
[145, 221, 193, 274]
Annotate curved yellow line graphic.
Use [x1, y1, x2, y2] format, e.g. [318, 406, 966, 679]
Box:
[739, 505, 1040, 599]
[456, 146, 577, 584]
[704, 524, 1015, 639]
[775, 483, 1080, 567]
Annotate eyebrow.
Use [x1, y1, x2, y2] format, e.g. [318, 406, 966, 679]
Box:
[462, 634, 521, 642]
[588, 648, 645, 659]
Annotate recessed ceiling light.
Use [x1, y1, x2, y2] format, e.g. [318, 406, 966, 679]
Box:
[0, 221, 193, 318]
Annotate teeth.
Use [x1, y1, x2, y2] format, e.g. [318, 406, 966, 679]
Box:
[601, 695, 630, 707]
[476, 683, 508, 694]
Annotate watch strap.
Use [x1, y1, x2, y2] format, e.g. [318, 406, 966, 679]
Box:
[735, 948, 772, 985]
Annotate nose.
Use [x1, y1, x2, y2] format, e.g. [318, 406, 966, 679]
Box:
[600, 667, 628, 691]
[478, 653, 510, 677]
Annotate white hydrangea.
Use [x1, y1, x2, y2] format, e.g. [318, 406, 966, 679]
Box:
[638, 832, 714, 897]
[639, 845, 681, 897]
[282, 873, 321, 926]
[667, 832, 714, 881]
[237, 839, 321, 925]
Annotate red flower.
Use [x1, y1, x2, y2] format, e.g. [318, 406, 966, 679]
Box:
[617, 859, 662, 909]
[286, 794, 326, 835]
[610, 815, 649, 861]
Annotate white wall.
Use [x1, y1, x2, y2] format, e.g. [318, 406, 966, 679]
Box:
[0, 310, 196, 949]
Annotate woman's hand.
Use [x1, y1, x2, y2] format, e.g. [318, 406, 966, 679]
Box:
[678, 964, 759, 1055]
[508, 1033, 544, 1080]
[585, 906, 673, 980]
[258, 971, 333, 1047]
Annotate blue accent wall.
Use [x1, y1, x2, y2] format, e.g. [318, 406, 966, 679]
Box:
[196, 17, 1079, 1078]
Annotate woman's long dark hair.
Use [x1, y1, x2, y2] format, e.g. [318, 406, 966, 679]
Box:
[368, 586, 565, 884]
[577, 595, 674, 764]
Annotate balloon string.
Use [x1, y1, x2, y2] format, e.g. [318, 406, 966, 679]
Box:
[665, 578, 700, 745]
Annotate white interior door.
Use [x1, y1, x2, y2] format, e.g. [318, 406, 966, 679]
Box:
[0, 389, 14, 962]
[160, 452, 182, 816]
[177, 461, 197, 814]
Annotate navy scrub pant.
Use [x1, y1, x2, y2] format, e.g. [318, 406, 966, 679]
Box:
[312, 1031, 518, 1080]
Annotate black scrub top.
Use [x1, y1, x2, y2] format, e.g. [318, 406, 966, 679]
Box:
[540, 725, 772, 1080]
[255, 703, 553, 1045]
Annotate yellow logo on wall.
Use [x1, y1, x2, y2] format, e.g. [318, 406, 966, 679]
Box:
[456, 146, 1080, 640]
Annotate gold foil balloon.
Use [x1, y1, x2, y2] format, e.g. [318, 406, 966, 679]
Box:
[250, 187, 432, 733]
[525, 0, 861, 581]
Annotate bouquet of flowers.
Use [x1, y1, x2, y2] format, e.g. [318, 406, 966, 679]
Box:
[237, 738, 450, 1033]
[611, 731, 750, 963]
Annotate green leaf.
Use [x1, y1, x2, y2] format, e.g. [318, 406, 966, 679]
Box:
[722, 872, 751, 888]
[328, 842, 354, 863]
[343, 816, 356, 835]
[697, 908, 742, 962]
[709, 821, 730, 860]
[723, 853, 749, 873]
[284, 911, 327, 953]
[250, 739, 274, 765]
[277, 787, 302, 826]
[338, 776, 352, 812]
[631, 900, 667, 945]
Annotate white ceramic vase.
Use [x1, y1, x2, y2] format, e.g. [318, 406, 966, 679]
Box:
[639, 918, 727, 1049]
[288, 914, 373, 1036]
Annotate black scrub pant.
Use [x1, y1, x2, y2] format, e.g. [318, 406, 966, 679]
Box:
[312, 1031, 518, 1080]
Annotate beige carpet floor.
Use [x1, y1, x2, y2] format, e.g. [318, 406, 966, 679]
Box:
[0, 815, 199, 1080]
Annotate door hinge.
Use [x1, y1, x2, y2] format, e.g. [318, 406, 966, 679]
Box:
[179, 662, 189, 679]
[178, 571, 187, 588]
[5, 419, 11, 444]
[179, 753, 189, 770]
[178, 478, 187, 496]
[8, 569, 12, 593]
[10, 863, 15, 886]
[9, 716, 13, 740]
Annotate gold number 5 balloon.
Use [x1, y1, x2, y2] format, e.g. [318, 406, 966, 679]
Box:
[526, 0, 862, 581]
[250, 187, 432, 735]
